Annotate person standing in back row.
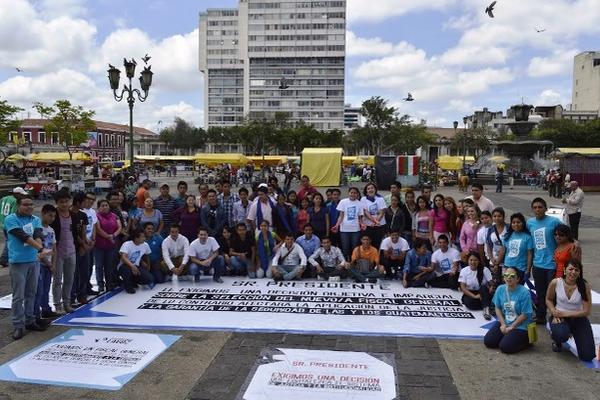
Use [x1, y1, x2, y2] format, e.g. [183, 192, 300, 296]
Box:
[0, 187, 27, 268]
[136, 179, 152, 208]
[562, 181, 584, 240]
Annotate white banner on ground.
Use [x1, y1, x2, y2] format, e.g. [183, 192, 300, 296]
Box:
[0, 329, 180, 390]
[55, 278, 492, 338]
[241, 348, 396, 400]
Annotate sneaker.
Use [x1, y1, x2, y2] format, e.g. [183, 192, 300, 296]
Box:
[368, 278, 378, 284]
[25, 322, 47, 332]
[87, 289, 99, 295]
[328, 276, 340, 282]
[64, 305, 75, 313]
[213, 277, 224, 284]
[12, 328, 24, 340]
[424, 282, 431, 288]
[483, 307, 491, 320]
[317, 275, 324, 281]
[41, 310, 60, 319]
[54, 305, 65, 314]
[552, 341, 562, 352]
[125, 287, 136, 294]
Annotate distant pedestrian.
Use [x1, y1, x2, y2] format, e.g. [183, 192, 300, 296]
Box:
[562, 181, 584, 240]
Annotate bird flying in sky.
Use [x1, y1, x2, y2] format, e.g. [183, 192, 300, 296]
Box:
[535, 27, 546, 33]
[142, 54, 151, 64]
[485, 1, 496, 18]
[15, 67, 23, 72]
[403, 93, 414, 102]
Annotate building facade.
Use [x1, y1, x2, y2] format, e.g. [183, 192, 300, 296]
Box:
[572, 51, 600, 112]
[344, 103, 363, 131]
[199, 0, 346, 131]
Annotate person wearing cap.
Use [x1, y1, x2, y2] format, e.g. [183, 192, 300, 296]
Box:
[154, 184, 177, 238]
[562, 181, 584, 240]
[0, 187, 26, 267]
[135, 179, 152, 209]
[247, 185, 274, 233]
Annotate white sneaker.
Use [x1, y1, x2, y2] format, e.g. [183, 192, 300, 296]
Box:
[483, 307, 491, 320]
[328, 276, 340, 282]
[54, 305, 65, 315]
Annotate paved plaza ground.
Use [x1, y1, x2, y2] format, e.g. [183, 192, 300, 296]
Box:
[0, 176, 598, 400]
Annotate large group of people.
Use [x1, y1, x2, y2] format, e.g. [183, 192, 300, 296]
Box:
[2, 175, 594, 362]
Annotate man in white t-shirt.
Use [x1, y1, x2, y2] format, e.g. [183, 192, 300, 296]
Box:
[379, 230, 409, 279]
[428, 234, 461, 289]
[118, 229, 154, 294]
[468, 183, 494, 213]
[187, 227, 225, 283]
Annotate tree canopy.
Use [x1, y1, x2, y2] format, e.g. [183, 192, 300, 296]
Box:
[0, 100, 23, 146]
[532, 118, 600, 147]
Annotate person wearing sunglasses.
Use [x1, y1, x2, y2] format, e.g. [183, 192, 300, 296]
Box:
[484, 267, 534, 354]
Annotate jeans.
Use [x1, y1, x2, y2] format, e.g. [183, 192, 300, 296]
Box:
[461, 285, 491, 310]
[484, 321, 530, 354]
[317, 266, 346, 280]
[95, 247, 118, 291]
[0, 229, 7, 266]
[118, 264, 155, 291]
[429, 273, 459, 290]
[568, 212, 581, 240]
[349, 267, 384, 283]
[74, 250, 91, 300]
[273, 264, 304, 281]
[150, 261, 170, 284]
[532, 267, 556, 320]
[189, 255, 225, 281]
[405, 271, 435, 287]
[550, 317, 596, 361]
[34, 265, 53, 318]
[340, 231, 361, 260]
[53, 253, 76, 308]
[380, 251, 403, 278]
[10, 262, 40, 328]
[230, 256, 251, 275]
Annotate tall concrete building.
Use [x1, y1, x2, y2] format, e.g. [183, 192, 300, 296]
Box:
[199, 0, 346, 130]
[572, 51, 600, 112]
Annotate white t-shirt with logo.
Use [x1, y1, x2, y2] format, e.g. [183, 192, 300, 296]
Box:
[336, 198, 364, 232]
[476, 226, 491, 259]
[458, 266, 492, 291]
[431, 247, 461, 276]
[82, 207, 98, 240]
[379, 236, 410, 254]
[361, 196, 387, 227]
[119, 241, 151, 267]
[188, 237, 220, 260]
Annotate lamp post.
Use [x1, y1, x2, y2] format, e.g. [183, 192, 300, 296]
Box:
[107, 58, 153, 168]
[462, 117, 468, 173]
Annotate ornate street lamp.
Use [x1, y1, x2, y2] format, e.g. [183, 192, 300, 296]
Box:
[107, 57, 153, 167]
[462, 117, 468, 173]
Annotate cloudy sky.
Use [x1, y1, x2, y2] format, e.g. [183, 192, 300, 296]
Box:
[0, 0, 598, 131]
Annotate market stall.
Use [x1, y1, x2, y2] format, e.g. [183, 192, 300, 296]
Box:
[436, 155, 475, 171]
[301, 148, 342, 187]
[194, 153, 250, 167]
[556, 147, 600, 191]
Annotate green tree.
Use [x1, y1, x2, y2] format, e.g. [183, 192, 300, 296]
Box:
[159, 118, 206, 153]
[531, 118, 600, 147]
[450, 126, 493, 156]
[0, 100, 23, 162]
[33, 100, 95, 159]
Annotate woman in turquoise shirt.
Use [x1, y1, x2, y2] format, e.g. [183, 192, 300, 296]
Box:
[484, 267, 534, 354]
[498, 213, 534, 283]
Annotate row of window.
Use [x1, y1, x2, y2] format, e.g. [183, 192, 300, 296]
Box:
[10, 131, 124, 147]
[249, 89, 343, 96]
[250, 67, 344, 76]
[249, 12, 345, 20]
[208, 20, 237, 26]
[249, 56, 344, 65]
[208, 69, 244, 76]
[206, 39, 239, 45]
[209, 97, 244, 106]
[248, 1, 345, 9]
[207, 49, 239, 55]
[206, 10, 237, 17]
[208, 106, 244, 113]
[208, 115, 243, 123]
[248, 45, 344, 52]
[250, 22, 345, 31]
[249, 100, 343, 108]
[248, 34, 344, 41]
[207, 29, 238, 36]
[250, 78, 344, 86]
[208, 78, 244, 86]
[207, 59, 244, 65]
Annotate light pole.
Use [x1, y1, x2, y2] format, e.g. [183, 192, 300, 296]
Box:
[107, 58, 153, 168]
[462, 117, 468, 173]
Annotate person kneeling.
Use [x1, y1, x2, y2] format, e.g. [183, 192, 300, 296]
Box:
[459, 251, 493, 320]
[118, 229, 155, 294]
[546, 260, 595, 361]
[187, 227, 226, 283]
[271, 232, 307, 281]
[349, 235, 385, 283]
[308, 236, 348, 281]
[484, 267, 534, 354]
[402, 238, 434, 288]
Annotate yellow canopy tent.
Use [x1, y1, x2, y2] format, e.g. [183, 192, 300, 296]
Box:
[5, 154, 26, 163]
[301, 148, 342, 186]
[134, 155, 195, 162]
[194, 153, 250, 167]
[27, 152, 92, 163]
[247, 155, 288, 166]
[436, 155, 475, 170]
[353, 155, 375, 165]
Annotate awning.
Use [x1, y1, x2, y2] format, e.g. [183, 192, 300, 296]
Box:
[134, 155, 196, 162]
[27, 152, 92, 162]
[436, 155, 475, 170]
[194, 153, 250, 167]
[247, 155, 289, 166]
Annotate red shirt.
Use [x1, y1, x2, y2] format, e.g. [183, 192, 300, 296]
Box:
[297, 185, 318, 202]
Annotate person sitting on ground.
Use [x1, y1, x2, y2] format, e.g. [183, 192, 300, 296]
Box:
[217, 226, 233, 274]
[271, 232, 307, 281]
[118, 228, 154, 294]
[254, 220, 280, 279]
[143, 222, 167, 284]
[229, 223, 255, 276]
[484, 267, 534, 354]
[459, 251, 493, 320]
[402, 238, 434, 288]
[308, 236, 348, 281]
[349, 235, 385, 284]
[379, 230, 409, 279]
[187, 227, 226, 283]
[545, 260, 595, 361]
[296, 224, 321, 277]
[429, 234, 460, 289]
[161, 224, 190, 279]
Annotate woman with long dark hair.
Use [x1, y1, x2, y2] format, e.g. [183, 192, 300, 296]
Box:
[384, 194, 405, 234]
[361, 183, 387, 248]
[498, 213, 534, 283]
[430, 194, 450, 249]
[459, 251, 493, 320]
[553, 224, 581, 279]
[443, 196, 460, 245]
[545, 259, 595, 361]
[172, 194, 202, 243]
[308, 192, 329, 239]
[412, 195, 433, 251]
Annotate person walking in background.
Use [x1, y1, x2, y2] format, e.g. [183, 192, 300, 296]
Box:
[562, 181, 584, 240]
[0, 187, 27, 268]
[495, 167, 504, 193]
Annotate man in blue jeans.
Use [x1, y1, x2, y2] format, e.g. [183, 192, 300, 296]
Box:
[526, 197, 564, 324]
[5, 195, 51, 340]
[187, 227, 225, 283]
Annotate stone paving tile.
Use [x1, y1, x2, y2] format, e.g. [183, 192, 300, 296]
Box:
[186, 332, 460, 400]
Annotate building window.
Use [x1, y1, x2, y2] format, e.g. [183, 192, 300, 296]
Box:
[23, 132, 31, 143]
[98, 133, 103, 147]
[39, 130, 45, 144]
[594, 59, 600, 67]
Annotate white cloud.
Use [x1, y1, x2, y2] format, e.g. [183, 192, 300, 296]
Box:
[445, 99, 474, 113]
[37, 0, 87, 19]
[346, 31, 394, 56]
[90, 28, 202, 93]
[0, 0, 96, 71]
[347, 0, 455, 22]
[535, 89, 565, 106]
[440, 45, 510, 66]
[527, 49, 578, 78]
[149, 101, 204, 129]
